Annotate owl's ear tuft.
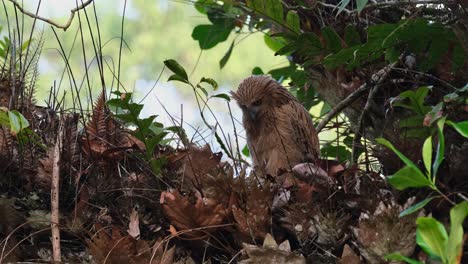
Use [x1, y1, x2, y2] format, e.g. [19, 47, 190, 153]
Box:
[230, 91, 240, 102]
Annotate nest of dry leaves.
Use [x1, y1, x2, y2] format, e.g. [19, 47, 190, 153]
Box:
[0, 73, 452, 264]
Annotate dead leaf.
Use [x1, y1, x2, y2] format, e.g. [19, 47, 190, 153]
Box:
[127, 208, 140, 239]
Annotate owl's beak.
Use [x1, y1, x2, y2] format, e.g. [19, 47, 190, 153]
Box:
[249, 110, 257, 120]
[248, 106, 260, 120]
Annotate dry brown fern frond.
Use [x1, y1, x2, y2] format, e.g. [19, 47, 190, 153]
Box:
[81, 91, 144, 161]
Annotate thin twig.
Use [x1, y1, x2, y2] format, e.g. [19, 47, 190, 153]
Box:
[7, 0, 94, 31]
[351, 62, 398, 164]
[51, 121, 64, 262]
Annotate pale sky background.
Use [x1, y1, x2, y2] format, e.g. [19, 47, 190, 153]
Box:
[10, 0, 290, 157]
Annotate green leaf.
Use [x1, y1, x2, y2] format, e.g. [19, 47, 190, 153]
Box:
[252, 66, 264, 75]
[200, 77, 219, 90]
[447, 120, 468, 138]
[433, 117, 445, 177]
[265, 0, 283, 23]
[8, 110, 30, 136]
[321, 26, 342, 53]
[385, 253, 423, 264]
[337, 0, 351, 15]
[320, 145, 351, 161]
[446, 202, 468, 264]
[387, 166, 433, 190]
[242, 144, 250, 157]
[416, 217, 448, 261]
[422, 136, 432, 175]
[399, 197, 435, 217]
[286, 10, 300, 33]
[0, 110, 9, 126]
[211, 93, 231, 101]
[168, 74, 189, 83]
[344, 25, 361, 46]
[192, 24, 233, 49]
[376, 138, 420, 171]
[356, 0, 368, 13]
[219, 40, 234, 69]
[164, 59, 188, 81]
[263, 34, 287, 52]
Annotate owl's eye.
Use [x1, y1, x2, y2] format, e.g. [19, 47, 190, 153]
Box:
[252, 99, 262, 106]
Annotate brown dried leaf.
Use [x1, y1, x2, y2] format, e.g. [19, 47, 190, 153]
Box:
[352, 200, 422, 263]
[339, 244, 361, 264]
[36, 148, 54, 189]
[231, 180, 274, 241]
[239, 233, 306, 264]
[87, 224, 155, 263]
[160, 189, 229, 238]
[127, 208, 140, 239]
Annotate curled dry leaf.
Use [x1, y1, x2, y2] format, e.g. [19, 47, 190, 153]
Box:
[160, 189, 229, 239]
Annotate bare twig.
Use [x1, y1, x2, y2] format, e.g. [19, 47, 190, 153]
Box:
[316, 84, 370, 133]
[51, 121, 64, 262]
[7, 0, 94, 31]
[351, 62, 398, 164]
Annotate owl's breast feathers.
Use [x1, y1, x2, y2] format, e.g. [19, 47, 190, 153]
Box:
[234, 76, 319, 176]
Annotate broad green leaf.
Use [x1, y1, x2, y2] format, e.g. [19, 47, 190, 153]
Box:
[420, 32, 450, 71]
[0, 110, 9, 126]
[192, 24, 233, 49]
[399, 197, 435, 217]
[321, 26, 342, 53]
[344, 25, 361, 46]
[387, 166, 433, 190]
[164, 59, 188, 81]
[219, 40, 234, 69]
[416, 217, 448, 261]
[447, 120, 468, 138]
[446, 202, 468, 264]
[211, 93, 231, 101]
[356, 0, 368, 13]
[265, 0, 283, 23]
[376, 138, 420, 171]
[422, 136, 432, 175]
[200, 77, 218, 90]
[385, 252, 423, 264]
[286, 10, 300, 34]
[433, 117, 445, 177]
[194, 0, 213, 14]
[8, 110, 30, 136]
[263, 34, 287, 52]
[168, 74, 189, 84]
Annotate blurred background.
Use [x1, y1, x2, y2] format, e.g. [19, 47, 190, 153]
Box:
[2, 0, 288, 154]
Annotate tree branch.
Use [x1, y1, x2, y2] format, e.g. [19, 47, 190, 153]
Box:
[316, 84, 370, 133]
[351, 62, 398, 164]
[7, 0, 94, 31]
[51, 121, 64, 262]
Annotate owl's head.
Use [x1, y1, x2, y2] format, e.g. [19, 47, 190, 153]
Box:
[231, 75, 293, 121]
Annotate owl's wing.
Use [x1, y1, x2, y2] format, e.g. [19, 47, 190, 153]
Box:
[275, 100, 320, 162]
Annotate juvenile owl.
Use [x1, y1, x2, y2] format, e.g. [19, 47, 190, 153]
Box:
[231, 75, 320, 177]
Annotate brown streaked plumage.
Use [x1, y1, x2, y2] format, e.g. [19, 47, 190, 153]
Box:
[231, 75, 320, 177]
